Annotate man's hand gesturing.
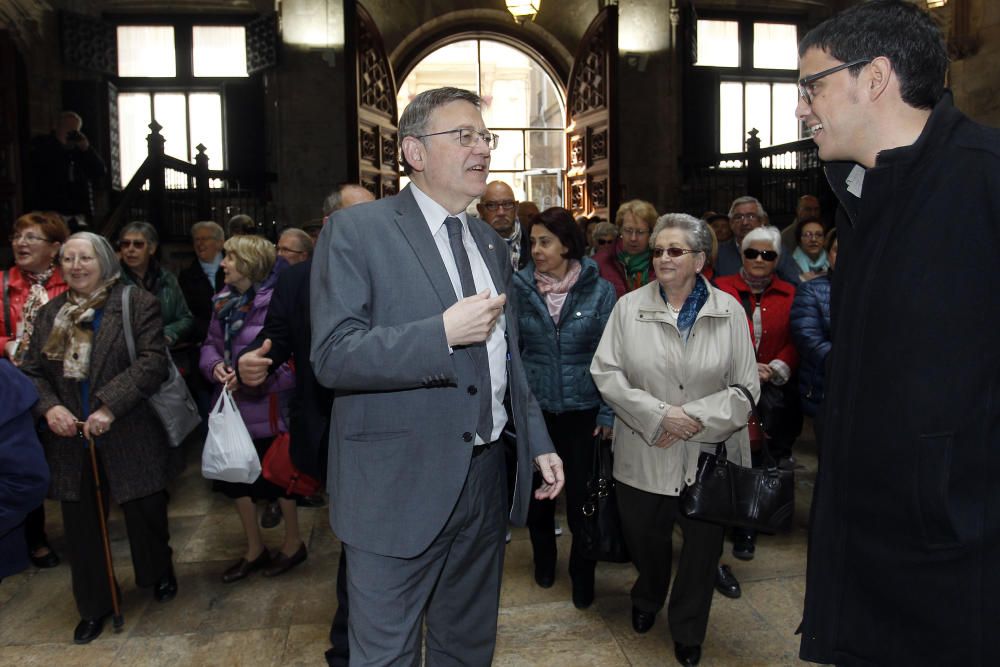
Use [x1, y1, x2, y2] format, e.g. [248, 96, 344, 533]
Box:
[443, 290, 506, 347]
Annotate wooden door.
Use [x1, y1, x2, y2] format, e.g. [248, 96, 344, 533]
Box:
[0, 30, 23, 241]
[346, 1, 399, 199]
[565, 6, 618, 220]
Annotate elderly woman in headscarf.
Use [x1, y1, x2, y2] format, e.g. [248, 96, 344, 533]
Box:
[591, 213, 758, 667]
[21, 232, 176, 644]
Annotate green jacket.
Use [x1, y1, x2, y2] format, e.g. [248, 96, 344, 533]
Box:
[120, 264, 194, 346]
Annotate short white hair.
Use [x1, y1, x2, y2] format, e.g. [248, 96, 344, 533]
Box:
[741, 225, 782, 257]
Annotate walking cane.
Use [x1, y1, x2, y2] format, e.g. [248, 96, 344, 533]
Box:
[77, 421, 124, 630]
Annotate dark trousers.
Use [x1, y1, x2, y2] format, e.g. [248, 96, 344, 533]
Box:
[325, 548, 350, 667]
[344, 441, 506, 666]
[24, 504, 48, 552]
[616, 481, 724, 646]
[527, 408, 598, 582]
[60, 452, 172, 620]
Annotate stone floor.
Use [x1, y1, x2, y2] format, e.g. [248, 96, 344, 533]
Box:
[0, 426, 817, 666]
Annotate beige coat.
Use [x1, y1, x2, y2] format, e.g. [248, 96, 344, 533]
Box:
[591, 276, 760, 496]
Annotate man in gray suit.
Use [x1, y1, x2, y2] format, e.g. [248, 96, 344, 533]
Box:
[310, 87, 564, 665]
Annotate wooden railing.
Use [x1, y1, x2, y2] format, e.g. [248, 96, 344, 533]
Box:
[101, 121, 273, 242]
[681, 129, 830, 226]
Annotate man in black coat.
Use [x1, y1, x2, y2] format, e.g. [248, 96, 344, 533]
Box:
[795, 2, 1000, 665]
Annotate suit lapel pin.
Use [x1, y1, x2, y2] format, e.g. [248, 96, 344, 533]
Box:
[488, 243, 494, 250]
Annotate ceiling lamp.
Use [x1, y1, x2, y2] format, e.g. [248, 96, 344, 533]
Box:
[926, 0, 947, 7]
[506, 0, 541, 24]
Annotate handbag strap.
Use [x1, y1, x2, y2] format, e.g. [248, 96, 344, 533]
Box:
[268, 392, 279, 434]
[2, 271, 11, 338]
[729, 383, 779, 469]
[122, 285, 136, 362]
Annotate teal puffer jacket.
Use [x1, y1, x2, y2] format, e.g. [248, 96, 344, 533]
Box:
[513, 257, 616, 425]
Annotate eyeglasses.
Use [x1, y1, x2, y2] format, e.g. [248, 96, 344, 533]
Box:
[621, 227, 650, 238]
[10, 233, 52, 245]
[801, 231, 825, 240]
[482, 200, 516, 212]
[743, 248, 778, 262]
[118, 239, 147, 249]
[415, 128, 499, 150]
[276, 245, 307, 256]
[731, 213, 760, 223]
[653, 247, 702, 259]
[798, 59, 871, 105]
[596, 238, 614, 246]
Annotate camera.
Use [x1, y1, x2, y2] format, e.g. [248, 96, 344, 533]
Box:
[66, 130, 84, 142]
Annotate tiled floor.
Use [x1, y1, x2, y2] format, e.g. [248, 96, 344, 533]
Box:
[0, 427, 816, 666]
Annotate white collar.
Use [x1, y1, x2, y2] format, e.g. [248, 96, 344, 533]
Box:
[410, 183, 469, 237]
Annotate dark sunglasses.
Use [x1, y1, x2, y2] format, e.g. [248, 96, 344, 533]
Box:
[596, 238, 614, 246]
[118, 239, 147, 249]
[743, 248, 778, 262]
[653, 247, 701, 259]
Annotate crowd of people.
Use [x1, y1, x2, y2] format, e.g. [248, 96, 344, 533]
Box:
[3, 3, 995, 666]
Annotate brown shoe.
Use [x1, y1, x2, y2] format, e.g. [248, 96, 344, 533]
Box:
[221, 550, 272, 584]
[262, 543, 307, 578]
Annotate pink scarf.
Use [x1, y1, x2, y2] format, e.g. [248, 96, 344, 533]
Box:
[535, 260, 582, 323]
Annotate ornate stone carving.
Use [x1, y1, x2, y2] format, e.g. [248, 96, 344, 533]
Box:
[591, 129, 607, 163]
[589, 176, 608, 210]
[571, 181, 585, 211]
[570, 134, 585, 167]
[381, 133, 397, 169]
[360, 127, 377, 163]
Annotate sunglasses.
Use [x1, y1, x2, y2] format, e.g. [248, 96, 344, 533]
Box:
[743, 248, 778, 262]
[653, 247, 701, 259]
[118, 239, 147, 249]
[596, 238, 614, 246]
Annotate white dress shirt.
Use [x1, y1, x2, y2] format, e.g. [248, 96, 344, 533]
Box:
[410, 184, 509, 444]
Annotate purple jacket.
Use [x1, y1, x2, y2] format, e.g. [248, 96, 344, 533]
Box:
[199, 275, 294, 439]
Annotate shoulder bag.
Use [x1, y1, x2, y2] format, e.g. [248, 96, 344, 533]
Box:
[679, 384, 794, 534]
[578, 434, 630, 562]
[261, 393, 321, 497]
[122, 285, 201, 448]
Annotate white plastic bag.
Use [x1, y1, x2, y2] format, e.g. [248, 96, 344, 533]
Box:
[201, 389, 261, 484]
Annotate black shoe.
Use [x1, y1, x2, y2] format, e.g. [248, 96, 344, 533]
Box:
[631, 606, 656, 634]
[29, 544, 60, 569]
[534, 562, 555, 588]
[262, 543, 308, 578]
[732, 529, 756, 561]
[261, 501, 282, 529]
[297, 494, 327, 508]
[221, 550, 272, 583]
[73, 614, 109, 644]
[715, 564, 741, 599]
[674, 642, 702, 666]
[153, 567, 178, 602]
[571, 575, 594, 609]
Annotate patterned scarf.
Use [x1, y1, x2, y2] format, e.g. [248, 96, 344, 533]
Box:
[660, 275, 709, 332]
[14, 267, 56, 365]
[739, 267, 773, 294]
[42, 280, 115, 380]
[212, 285, 257, 366]
[618, 249, 653, 292]
[534, 260, 582, 324]
[502, 221, 523, 269]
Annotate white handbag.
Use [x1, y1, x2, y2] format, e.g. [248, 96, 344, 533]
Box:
[201, 389, 261, 484]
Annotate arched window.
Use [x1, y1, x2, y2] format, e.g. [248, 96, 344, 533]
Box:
[396, 38, 566, 210]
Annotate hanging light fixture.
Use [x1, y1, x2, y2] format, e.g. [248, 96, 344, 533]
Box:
[506, 0, 541, 24]
[926, 0, 947, 7]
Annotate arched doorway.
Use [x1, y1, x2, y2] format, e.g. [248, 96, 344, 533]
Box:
[396, 37, 566, 210]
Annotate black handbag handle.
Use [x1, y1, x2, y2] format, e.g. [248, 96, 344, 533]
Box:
[725, 384, 780, 471]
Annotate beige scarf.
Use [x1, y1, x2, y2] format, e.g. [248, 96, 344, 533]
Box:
[42, 281, 115, 380]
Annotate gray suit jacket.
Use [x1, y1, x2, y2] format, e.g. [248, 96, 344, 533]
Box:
[311, 185, 554, 559]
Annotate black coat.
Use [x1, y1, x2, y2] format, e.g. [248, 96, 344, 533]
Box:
[26, 134, 106, 217]
[237, 259, 331, 481]
[799, 92, 1000, 666]
[178, 257, 225, 344]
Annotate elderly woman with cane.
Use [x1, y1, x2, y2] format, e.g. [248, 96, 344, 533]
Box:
[21, 232, 177, 644]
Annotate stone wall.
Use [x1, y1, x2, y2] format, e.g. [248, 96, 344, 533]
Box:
[949, 0, 1000, 127]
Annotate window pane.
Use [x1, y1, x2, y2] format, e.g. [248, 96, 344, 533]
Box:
[117, 26, 176, 77]
[153, 93, 188, 161]
[753, 23, 798, 70]
[525, 130, 564, 169]
[396, 40, 479, 118]
[118, 93, 152, 186]
[190, 93, 225, 169]
[719, 82, 744, 154]
[745, 82, 772, 148]
[696, 20, 739, 67]
[523, 171, 562, 210]
[490, 130, 524, 171]
[479, 41, 564, 129]
[193, 26, 248, 77]
[772, 83, 800, 145]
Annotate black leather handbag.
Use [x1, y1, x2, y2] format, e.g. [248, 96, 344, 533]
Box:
[679, 385, 794, 534]
[579, 436, 630, 562]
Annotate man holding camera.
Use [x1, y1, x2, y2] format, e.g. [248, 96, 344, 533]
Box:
[27, 111, 106, 230]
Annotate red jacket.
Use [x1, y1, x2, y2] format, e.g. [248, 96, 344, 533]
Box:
[0, 266, 69, 357]
[593, 238, 653, 300]
[715, 273, 798, 371]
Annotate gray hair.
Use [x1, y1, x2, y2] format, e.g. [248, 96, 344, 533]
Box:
[191, 220, 224, 240]
[62, 232, 121, 283]
[227, 214, 256, 237]
[592, 221, 617, 239]
[728, 195, 766, 219]
[650, 213, 713, 254]
[398, 87, 482, 175]
[279, 227, 314, 255]
[741, 225, 783, 257]
[120, 221, 158, 247]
